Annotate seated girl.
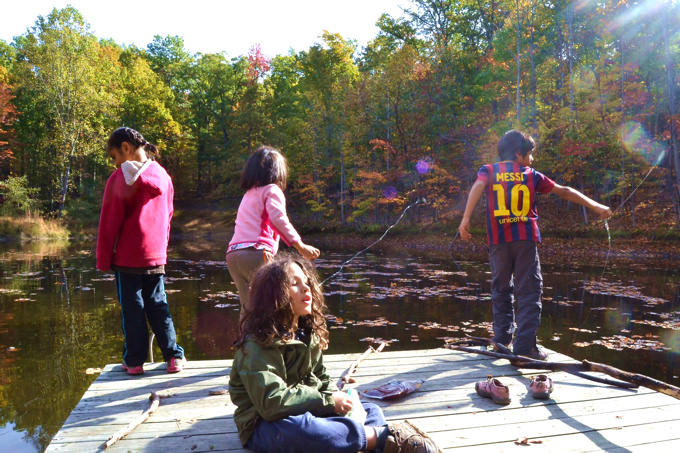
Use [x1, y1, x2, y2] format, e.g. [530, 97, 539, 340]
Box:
[228, 254, 438, 452]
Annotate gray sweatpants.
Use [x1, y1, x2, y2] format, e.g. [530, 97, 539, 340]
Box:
[488, 240, 543, 355]
[226, 248, 272, 320]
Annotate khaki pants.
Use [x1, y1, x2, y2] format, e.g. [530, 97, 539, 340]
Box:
[226, 248, 272, 319]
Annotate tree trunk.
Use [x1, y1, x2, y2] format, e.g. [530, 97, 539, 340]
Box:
[58, 141, 76, 215]
[663, 9, 680, 222]
[529, 1, 537, 131]
[515, 0, 521, 123]
[340, 145, 345, 225]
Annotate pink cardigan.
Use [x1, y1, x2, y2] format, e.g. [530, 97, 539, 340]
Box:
[228, 184, 301, 255]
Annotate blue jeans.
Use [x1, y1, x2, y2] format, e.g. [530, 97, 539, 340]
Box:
[115, 272, 184, 366]
[489, 241, 543, 355]
[247, 402, 386, 453]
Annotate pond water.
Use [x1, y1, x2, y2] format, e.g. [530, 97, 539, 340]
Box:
[0, 239, 679, 452]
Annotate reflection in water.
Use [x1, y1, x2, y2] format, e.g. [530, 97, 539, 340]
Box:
[0, 241, 678, 451]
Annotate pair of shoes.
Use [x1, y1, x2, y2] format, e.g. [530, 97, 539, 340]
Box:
[516, 346, 548, 361]
[384, 420, 441, 453]
[529, 374, 554, 399]
[476, 375, 555, 403]
[121, 362, 144, 375]
[167, 356, 187, 373]
[475, 375, 511, 405]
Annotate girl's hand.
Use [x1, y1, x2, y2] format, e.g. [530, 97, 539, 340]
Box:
[595, 205, 612, 220]
[458, 217, 472, 241]
[332, 391, 353, 414]
[294, 241, 321, 260]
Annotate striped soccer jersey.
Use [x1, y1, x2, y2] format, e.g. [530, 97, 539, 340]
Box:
[476, 161, 555, 246]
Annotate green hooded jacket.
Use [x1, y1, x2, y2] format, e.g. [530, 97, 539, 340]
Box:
[229, 333, 338, 446]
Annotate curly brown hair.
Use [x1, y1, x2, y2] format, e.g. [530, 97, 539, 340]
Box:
[235, 254, 329, 350]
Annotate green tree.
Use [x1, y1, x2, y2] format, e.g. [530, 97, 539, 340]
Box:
[298, 32, 359, 223]
[11, 7, 117, 213]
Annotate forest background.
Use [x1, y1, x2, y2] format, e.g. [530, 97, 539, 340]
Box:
[0, 0, 679, 241]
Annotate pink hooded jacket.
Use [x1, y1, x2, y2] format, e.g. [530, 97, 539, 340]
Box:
[96, 160, 173, 271]
[228, 184, 301, 255]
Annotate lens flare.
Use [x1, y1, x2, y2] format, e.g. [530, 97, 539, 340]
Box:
[416, 158, 432, 175]
[619, 121, 666, 166]
[383, 186, 398, 200]
[661, 330, 680, 353]
[571, 66, 597, 92]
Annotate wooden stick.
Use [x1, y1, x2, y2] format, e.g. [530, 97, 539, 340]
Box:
[337, 342, 387, 390]
[583, 360, 680, 399]
[443, 343, 637, 389]
[444, 341, 680, 399]
[104, 392, 162, 449]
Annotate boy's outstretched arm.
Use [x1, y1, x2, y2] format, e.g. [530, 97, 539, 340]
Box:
[458, 180, 486, 241]
[550, 183, 613, 219]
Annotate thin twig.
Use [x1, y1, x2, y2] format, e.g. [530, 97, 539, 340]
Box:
[104, 391, 165, 449]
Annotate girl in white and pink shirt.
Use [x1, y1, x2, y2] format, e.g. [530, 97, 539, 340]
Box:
[227, 146, 319, 320]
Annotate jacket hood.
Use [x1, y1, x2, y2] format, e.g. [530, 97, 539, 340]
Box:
[120, 160, 164, 196]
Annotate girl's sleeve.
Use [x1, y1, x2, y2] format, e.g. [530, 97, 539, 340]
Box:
[264, 185, 302, 246]
[96, 177, 125, 271]
[312, 348, 338, 393]
[167, 178, 174, 242]
[238, 344, 336, 421]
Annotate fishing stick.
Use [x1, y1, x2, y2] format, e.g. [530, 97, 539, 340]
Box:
[321, 198, 424, 285]
[615, 165, 657, 214]
[599, 163, 657, 278]
[447, 230, 463, 272]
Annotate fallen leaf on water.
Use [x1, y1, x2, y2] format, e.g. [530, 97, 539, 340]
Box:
[569, 327, 597, 333]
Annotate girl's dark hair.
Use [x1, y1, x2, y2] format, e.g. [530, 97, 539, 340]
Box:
[107, 127, 160, 160]
[235, 254, 329, 350]
[497, 130, 535, 161]
[240, 146, 288, 191]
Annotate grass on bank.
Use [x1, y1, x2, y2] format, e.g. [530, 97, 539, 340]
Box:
[0, 215, 70, 241]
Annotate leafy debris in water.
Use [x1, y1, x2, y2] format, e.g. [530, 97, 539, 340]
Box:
[583, 280, 668, 306]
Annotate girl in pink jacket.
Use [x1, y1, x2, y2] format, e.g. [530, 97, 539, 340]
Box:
[96, 127, 186, 375]
[227, 146, 319, 320]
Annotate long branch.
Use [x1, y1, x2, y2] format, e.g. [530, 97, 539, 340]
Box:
[444, 341, 680, 399]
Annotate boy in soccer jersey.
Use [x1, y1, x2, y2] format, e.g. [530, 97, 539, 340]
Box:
[458, 130, 612, 359]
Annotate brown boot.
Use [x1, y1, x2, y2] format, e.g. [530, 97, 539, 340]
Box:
[384, 420, 442, 453]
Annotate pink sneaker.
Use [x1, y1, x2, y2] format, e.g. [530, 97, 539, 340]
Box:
[167, 356, 187, 373]
[121, 362, 144, 375]
[475, 375, 511, 405]
[529, 374, 554, 399]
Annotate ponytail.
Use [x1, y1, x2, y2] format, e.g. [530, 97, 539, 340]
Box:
[142, 141, 160, 159]
[107, 127, 160, 160]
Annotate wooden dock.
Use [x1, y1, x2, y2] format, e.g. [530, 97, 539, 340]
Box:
[46, 347, 680, 452]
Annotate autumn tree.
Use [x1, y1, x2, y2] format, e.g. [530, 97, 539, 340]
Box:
[0, 66, 17, 177]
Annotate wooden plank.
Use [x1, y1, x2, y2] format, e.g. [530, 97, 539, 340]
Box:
[428, 404, 680, 449]
[444, 419, 680, 452]
[51, 392, 675, 443]
[47, 348, 680, 453]
[46, 432, 245, 452]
